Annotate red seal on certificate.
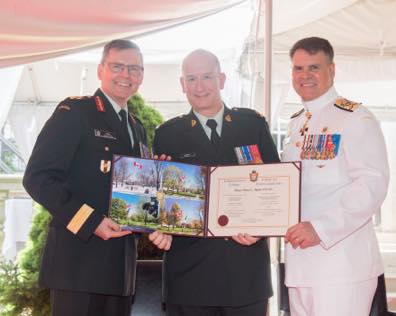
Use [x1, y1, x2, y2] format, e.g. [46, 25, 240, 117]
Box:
[218, 215, 229, 227]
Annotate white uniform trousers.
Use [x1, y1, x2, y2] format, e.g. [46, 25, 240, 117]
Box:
[288, 277, 377, 316]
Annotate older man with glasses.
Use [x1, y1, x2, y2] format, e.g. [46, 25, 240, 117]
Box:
[23, 39, 162, 316]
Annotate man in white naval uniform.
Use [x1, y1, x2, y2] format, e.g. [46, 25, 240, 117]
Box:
[282, 37, 390, 316]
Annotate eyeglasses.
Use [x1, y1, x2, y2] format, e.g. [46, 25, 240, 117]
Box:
[106, 62, 144, 76]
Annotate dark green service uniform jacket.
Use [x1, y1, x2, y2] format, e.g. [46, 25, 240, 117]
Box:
[153, 106, 279, 306]
[23, 89, 146, 296]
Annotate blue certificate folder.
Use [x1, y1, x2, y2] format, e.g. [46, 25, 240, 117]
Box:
[109, 155, 209, 237]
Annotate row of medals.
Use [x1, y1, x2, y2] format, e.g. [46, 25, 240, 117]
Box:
[298, 111, 337, 160]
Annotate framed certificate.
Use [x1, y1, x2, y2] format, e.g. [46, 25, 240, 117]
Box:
[109, 155, 300, 237]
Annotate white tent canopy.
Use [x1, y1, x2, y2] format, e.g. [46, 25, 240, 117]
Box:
[0, 0, 246, 68]
[273, 0, 396, 58]
[2, 0, 396, 111]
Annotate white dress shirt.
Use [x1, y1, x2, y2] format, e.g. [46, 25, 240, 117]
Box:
[193, 106, 224, 140]
[101, 89, 134, 147]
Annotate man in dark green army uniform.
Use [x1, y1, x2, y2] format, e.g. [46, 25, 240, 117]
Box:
[150, 49, 279, 316]
[23, 39, 148, 316]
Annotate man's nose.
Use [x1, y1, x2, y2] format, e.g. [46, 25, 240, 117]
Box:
[195, 78, 204, 91]
[299, 69, 313, 79]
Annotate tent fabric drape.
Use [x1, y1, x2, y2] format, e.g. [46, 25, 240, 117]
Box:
[9, 105, 56, 162]
[0, 66, 23, 128]
[0, 0, 246, 68]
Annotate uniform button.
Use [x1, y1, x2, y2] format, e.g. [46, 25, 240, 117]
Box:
[104, 146, 109, 151]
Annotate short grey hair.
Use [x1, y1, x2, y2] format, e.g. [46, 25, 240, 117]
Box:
[101, 39, 143, 64]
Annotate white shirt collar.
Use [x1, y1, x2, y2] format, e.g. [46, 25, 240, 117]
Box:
[193, 105, 225, 138]
[302, 86, 338, 113]
[101, 89, 127, 119]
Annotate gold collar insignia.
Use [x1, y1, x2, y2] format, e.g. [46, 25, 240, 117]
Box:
[224, 114, 232, 122]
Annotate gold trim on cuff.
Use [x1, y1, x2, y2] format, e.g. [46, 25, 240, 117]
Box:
[67, 204, 94, 234]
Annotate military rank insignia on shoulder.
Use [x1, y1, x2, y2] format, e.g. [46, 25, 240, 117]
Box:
[290, 108, 304, 119]
[57, 95, 93, 112]
[334, 97, 360, 112]
[68, 95, 91, 100]
[57, 104, 71, 111]
[156, 114, 186, 130]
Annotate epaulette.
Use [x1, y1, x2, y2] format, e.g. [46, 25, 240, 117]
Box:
[56, 103, 71, 111]
[56, 95, 92, 112]
[231, 107, 265, 118]
[156, 114, 186, 129]
[290, 108, 304, 119]
[334, 97, 360, 112]
[67, 95, 91, 100]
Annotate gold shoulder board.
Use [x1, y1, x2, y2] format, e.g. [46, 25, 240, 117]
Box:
[334, 97, 360, 112]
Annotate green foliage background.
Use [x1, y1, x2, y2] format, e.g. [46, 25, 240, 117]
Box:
[0, 94, 164, 315]
[0, 204, 51, 316]
[127, 93, 163, 147]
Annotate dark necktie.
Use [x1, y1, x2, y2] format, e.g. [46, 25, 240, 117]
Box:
[119, 110, 132, 148]
[206, 119, 220, 149]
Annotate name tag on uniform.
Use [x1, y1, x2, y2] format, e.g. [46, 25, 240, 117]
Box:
[179, 152, 196, 159]
[94, 129, 117, 140]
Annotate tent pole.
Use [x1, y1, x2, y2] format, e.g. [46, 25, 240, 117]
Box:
[263, 0, 272, 128]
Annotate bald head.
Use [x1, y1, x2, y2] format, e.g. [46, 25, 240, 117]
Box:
[180, 49, 226, 117]
[182, 49, 222, 75]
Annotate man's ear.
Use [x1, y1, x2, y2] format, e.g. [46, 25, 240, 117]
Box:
[219, 72, 226, 90]
[180, 77, 186, 93]
[329, 63, 335, 80]
[97, 63, 103, 80]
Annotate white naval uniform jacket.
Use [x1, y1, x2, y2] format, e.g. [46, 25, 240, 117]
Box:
[282, 87, 389, 287]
